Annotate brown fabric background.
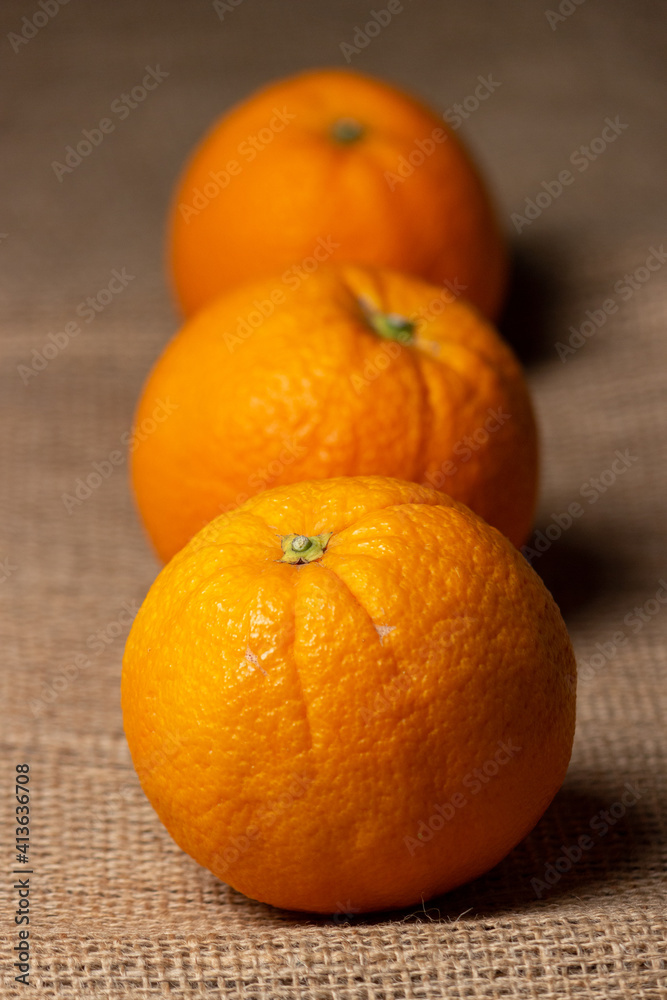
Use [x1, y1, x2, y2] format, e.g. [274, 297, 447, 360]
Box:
[1, 1, 666, 996]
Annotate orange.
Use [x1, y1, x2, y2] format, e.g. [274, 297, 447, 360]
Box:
[121, 476, 577, 914]
[131, 263, 538, 563]
[169, 68, 508, 319]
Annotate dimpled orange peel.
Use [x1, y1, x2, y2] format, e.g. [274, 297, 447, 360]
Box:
[131, 263, 538, 563]
[169, 67, 508, 319]
[121, 476, 576, 914]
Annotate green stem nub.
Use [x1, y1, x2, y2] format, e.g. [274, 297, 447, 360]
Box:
[370, 312, 416, 344]
[280, 532, 333, 565]
[331, 117, 365, 144]
[359, 296, 416, 345]
[292, 535, 312, 553]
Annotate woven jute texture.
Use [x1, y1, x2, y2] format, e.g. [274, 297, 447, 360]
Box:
[1, 0, 666, 996]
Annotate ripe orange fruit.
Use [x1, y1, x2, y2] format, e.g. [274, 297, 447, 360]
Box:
[122, 476, 576, 914]
[169, 68, 508, 319]
[131, 264, 538, 563]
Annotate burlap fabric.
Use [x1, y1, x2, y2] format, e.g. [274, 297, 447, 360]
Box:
[1, 0, 666, 996]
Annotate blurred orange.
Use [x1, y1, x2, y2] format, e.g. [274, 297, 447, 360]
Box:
[169, 68, 508, 319]
[131, 264, 537, 562]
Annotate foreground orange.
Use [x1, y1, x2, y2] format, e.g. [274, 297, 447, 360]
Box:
[131, 264, 537, 563]
[122, 476, 576, 914]
[169, 68, 508, 319]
